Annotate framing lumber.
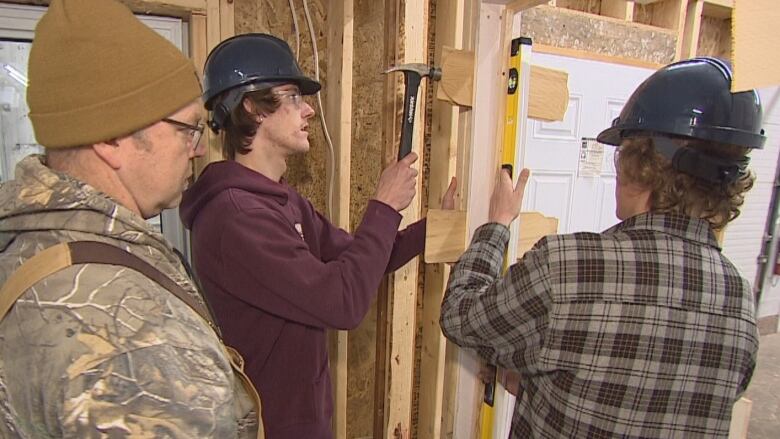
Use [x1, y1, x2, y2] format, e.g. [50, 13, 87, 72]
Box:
[419, 10, 472, 431]
[324, 0, 354, 437]
[681, 0, 704, 59]
[381, 0, 429, 435]
[374, 0, 401, 434]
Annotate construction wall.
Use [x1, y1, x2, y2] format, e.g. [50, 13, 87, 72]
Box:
[230, 1, 733, 437]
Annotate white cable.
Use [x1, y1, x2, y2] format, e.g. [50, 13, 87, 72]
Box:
[302, 0, 337, 221]
[288, 0, 301, 60]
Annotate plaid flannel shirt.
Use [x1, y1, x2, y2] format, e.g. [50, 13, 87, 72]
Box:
[441, 212, 758, 439]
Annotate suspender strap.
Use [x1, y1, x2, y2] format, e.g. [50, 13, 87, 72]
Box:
[0, 241, 263, 438]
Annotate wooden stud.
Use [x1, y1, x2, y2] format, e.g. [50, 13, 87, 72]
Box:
[383, 0, 429, 434]
[681, 0, 704, 59]
[324, 0, 354, 437]
[416, 0, 474, 433]
[373, 0, 402, 434]
[218, 0, 234, 39]
[190, 12, 210, 177]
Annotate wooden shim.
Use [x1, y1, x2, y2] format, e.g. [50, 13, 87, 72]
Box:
[436, 46, 475, 107]
[516, 212, 558, 258]
[732, 0, 780, 91]
[424, 210, 468, 264]
[528, 65, 569, 122]
[324, 1, 354, 438]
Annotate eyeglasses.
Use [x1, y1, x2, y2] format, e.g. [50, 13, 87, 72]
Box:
[162, 117, 205, 150]
[273, 91, 305, 109]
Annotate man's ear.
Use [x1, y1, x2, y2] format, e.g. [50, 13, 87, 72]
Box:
[242, 98, 264, 124]
[92, 138, 126, 170]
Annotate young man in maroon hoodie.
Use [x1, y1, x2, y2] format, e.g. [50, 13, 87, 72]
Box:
[180, 33, 455, 438]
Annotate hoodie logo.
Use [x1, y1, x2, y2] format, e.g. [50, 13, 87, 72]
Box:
[294, 223, 305, 240]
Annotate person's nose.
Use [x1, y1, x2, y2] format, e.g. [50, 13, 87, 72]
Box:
[191, 138, 207, 158]
[302, 101, 315, 119]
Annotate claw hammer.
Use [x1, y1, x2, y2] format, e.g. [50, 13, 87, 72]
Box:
[384, 63, 442, 160]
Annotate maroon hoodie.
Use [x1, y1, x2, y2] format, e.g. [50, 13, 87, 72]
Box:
[179, 160, 425, 438]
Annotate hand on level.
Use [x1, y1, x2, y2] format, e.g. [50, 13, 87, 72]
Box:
[374, 152, 419, 212]
[441, 177, 457, 210]
[488, 167, 530, 226]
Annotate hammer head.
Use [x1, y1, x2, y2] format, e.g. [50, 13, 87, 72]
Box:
[384, 63, 442, 81]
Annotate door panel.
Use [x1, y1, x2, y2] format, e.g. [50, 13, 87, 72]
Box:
[521, 53, 655, 234]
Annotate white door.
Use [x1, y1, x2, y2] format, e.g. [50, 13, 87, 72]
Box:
[0, 3, 191, 257]
[520, 53, 654, 233]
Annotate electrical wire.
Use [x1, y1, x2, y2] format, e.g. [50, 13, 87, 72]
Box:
[287, 0, 301, 60]
[302, 0, 337, 221]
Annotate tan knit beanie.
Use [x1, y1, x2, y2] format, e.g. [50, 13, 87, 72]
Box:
[27, 0, 201, 148]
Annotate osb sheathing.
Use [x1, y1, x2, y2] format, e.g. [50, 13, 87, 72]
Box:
[697, 16, 731, 61]
[521, 4, 677, 65]
[235, 0, 329, 212]
[346, 0, 387, 436]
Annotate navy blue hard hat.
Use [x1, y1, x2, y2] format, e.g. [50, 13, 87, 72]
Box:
[203, 33, 321, 132]
[597, 57, 765, 150]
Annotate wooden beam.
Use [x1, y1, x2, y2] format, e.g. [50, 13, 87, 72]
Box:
[324, 0, 354, 437]
[190, 12, 210, 176]
[416, 1, 472, 433]
[506, 0, 552, 11]
[122, 0, 207, 16]
[218, 0, 233, 39]
[681, 0, 704, 59]
[383, 0, 429, 434]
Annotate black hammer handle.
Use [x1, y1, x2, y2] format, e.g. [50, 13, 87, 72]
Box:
[399, 73, 422, 160]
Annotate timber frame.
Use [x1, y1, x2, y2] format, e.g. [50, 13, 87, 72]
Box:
[4, 0, 740, 437]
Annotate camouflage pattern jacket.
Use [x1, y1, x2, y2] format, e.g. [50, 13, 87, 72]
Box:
[0, 156, 260, 438]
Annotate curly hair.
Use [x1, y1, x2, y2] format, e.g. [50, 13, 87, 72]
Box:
[616, 136, 755, 230]
[221, 88, 282, 160]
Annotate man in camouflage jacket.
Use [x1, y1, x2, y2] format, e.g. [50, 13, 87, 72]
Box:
[0, 0, 261, 437]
